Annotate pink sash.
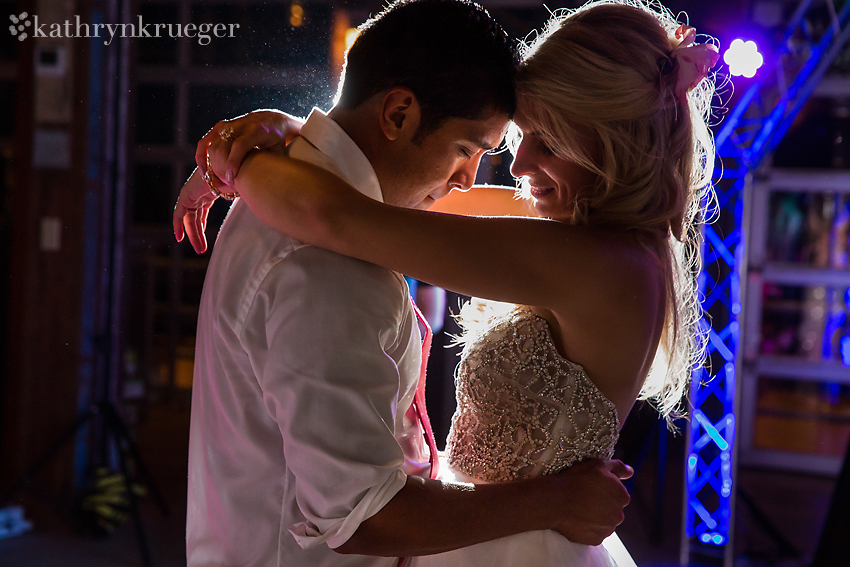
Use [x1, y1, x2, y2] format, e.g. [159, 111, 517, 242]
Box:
[398, 299, 440, 567]
[407, 299, 440, 480]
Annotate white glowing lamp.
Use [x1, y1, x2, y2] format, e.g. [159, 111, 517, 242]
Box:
[723, 39, 763, 78]
[344, 28, 359, 51]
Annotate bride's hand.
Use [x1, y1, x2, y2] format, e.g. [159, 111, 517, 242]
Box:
[174, 110, 304, 253]
[196, 109, 304, 186]
[173, 168, 219, 254]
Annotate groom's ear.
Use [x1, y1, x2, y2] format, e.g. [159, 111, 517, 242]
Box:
[379, 87, 421, 142]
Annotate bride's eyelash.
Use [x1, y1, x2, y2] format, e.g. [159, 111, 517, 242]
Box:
[536, 137, 555, 156]
[522, 130, 555, 156]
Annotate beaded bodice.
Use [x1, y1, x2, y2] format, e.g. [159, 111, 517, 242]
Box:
[445, 309, 619, 482]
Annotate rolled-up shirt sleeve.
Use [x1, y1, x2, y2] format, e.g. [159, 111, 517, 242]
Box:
[241, 245, 415, 550]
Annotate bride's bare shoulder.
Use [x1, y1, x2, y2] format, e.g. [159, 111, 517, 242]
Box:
[550, 233, 667, 412]
[550, 228, 666, 313]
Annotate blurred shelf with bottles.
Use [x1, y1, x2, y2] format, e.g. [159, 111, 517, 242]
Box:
[741, 79, 850, 474]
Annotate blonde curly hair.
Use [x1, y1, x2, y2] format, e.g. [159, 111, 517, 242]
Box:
[464, 0, 717, 423]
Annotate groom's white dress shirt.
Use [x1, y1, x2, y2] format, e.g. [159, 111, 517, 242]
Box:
[187, 109, 430, 567]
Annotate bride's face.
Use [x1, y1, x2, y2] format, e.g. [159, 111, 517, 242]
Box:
[509, 100, 600, 221]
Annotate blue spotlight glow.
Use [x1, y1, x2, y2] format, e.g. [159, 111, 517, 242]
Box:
[843, 289, 850, 366]
[698, 532, 727, 545]
[724, 39, 763, 78]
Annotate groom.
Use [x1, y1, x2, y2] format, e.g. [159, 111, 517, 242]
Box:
[176, 1, 632, 566]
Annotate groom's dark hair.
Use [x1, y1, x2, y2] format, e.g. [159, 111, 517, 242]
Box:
[336, 0, 519, 142]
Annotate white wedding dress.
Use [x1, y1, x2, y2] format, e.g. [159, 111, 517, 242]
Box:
[410, 308, 637, 567]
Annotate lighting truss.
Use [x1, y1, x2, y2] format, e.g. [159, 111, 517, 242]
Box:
[683, 0, 850, 564]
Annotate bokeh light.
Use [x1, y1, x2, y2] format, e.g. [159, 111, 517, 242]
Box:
[290, 2, 304, 27]
[724, 39, 764, 78]
[344, 28, 359, 51]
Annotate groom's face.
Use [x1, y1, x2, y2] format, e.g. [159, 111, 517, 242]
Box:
[382, 112, 510, 210]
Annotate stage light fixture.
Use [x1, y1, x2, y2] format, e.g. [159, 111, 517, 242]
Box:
[723, 39, 763, 78]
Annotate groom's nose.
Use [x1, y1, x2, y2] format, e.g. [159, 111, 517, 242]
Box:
[448, 152, 483, 191]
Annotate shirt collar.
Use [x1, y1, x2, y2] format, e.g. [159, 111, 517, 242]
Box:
[298, 108, 384, 203]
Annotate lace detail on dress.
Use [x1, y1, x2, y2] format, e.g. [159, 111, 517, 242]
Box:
[446, 309, 619, 482]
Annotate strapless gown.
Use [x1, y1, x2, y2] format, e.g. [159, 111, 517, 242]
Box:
[410, 308, 637, 567]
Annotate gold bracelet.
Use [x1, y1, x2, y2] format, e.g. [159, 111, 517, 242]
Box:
[204, 152, 240, 200]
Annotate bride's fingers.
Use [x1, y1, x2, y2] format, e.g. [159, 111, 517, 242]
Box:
[196, 119, 233, 174]
[173, 198, 195, 242]
[196, 132, 214, 174]
[175, 169, 219, 252]
[196, 202, 213, 253]
[201, 201, 212, 233]
[208, 137, 230, 182]
[174, 207, 185, 242]
[224, 124, 276, 183]
[184, 206, 209, 254]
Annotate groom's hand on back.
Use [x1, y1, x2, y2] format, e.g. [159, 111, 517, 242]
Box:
[549, 458, 633, 546]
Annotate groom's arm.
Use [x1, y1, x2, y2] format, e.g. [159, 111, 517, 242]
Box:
[336, 458, 632, 556]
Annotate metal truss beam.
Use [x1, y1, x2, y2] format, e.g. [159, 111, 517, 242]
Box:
[682, 1, 850, 565]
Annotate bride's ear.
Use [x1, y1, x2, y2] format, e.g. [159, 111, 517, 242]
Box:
[379, 87, 421, 142]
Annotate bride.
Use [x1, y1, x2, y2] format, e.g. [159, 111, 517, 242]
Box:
[175, 1, 718, 565]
